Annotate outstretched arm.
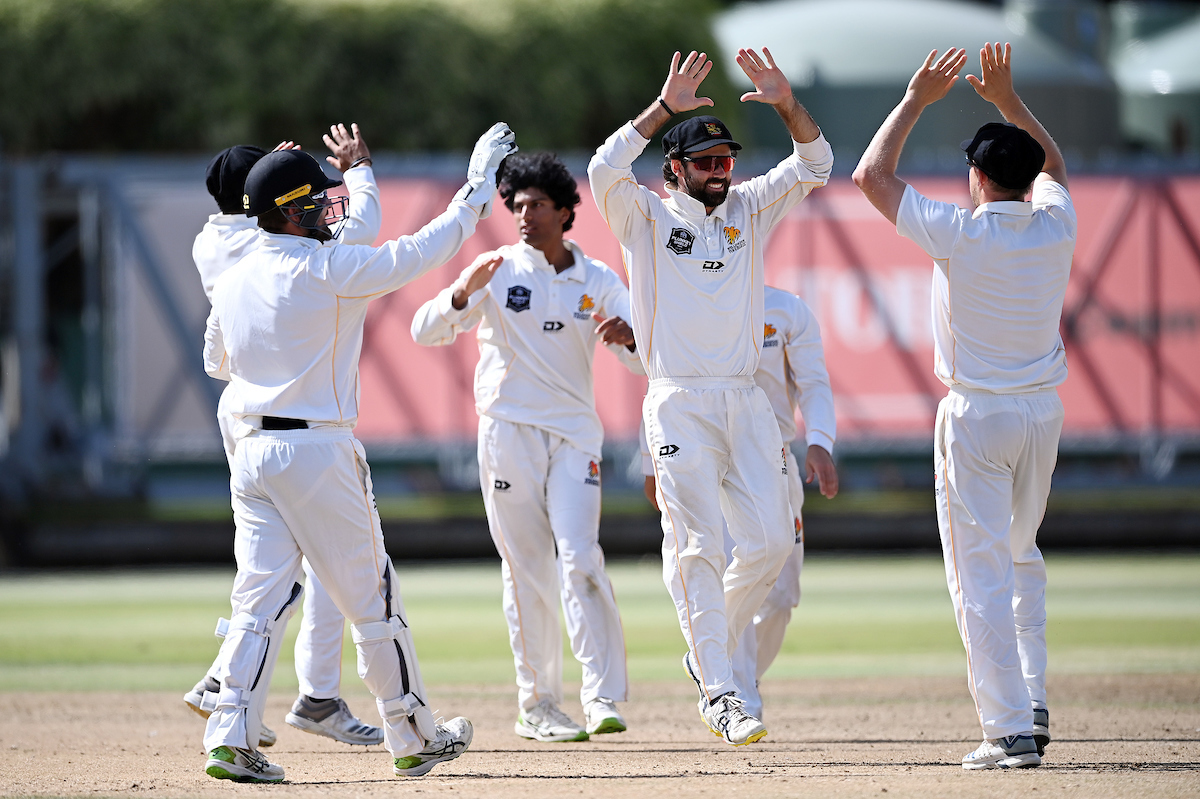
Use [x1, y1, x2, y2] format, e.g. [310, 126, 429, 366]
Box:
[853, 48, 967, 225]
[325, 122, 382, 245]
[966, 42, 1067, 188]
[632, 51, 716, 140]
[737, 47, 820, 144]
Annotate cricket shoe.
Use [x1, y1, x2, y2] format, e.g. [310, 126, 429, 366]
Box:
[584, 697, 627, 735]
[702, 692, 767, 746]
[286, 695, 384, 746]
[183, 676, 276, 747]
[393, 716, 473, 777]
[205, 745, 284, 783]
[514, 699, 589, 742]
[961, 734, 1042, 770]
[1032, 705, 1050, 755]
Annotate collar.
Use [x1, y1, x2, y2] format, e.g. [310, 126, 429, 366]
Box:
[514, 240, 587, 282]
[259, 231, 321, 250]
[665, 185, 728, 222]
[210, 213, 260, 231]
[973, 200, 1033, 219]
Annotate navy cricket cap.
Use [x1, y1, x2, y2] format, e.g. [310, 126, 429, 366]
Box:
[961, 122, 1045, 191]
[205, 145, 268, 214]
[662, 115, 742, 157]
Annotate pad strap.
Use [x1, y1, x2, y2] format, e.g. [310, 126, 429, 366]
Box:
[198, 690, 220, 714]
[351, 615, 406, 644]
[214, 613, 274, 639]
[378, 694, 424, 720]
[215, 685, 249, 711]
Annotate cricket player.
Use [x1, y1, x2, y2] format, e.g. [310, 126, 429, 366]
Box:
[852, 43, 1075, 770]
[588, 48, 833, 745]
[411, 152, 642, 742]
[186, 124, 383, 749]
[642, 285, 838, 720]
[199, 122, 516, 782]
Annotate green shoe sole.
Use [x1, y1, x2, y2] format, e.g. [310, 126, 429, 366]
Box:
[589, 718, 627, 735]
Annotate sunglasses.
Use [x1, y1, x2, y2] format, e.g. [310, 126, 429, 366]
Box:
[681, 155, 735, 173]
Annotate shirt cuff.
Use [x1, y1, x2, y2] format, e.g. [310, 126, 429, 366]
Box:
[436, 285, 473, 322]
[805, 431, 835, 456]
[793, 132, 832, 161]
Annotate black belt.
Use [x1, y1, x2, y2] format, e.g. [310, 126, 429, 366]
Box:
[262, 416, 308, 430]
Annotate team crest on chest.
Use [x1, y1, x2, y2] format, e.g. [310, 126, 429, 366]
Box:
[574, 293, 595, 320]
[506, 285, 531, 312]
[667, 227, 695, 255]
[763, 322, 779, 347]
[724, 225, 746, 253]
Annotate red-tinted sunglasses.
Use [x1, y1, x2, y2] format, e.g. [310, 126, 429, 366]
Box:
[681, 155, 736, 173]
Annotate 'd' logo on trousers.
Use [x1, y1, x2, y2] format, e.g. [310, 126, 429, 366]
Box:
[494, 479, 511, 491]
[658, 444, 680, 457]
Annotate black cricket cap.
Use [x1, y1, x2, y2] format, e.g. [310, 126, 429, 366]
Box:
[205, 145, 268, 214]
[242, 150, 342, 217]
[961, 122, 1045, 191]
[662, 115, 742, 157]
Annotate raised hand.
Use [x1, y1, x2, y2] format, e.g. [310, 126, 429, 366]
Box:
[456, 122, 518, 218]
[272, 140, 300, 152]
[965, 42, 1016, 108]
[451, 252, 504, 310]
[323, 122, 371, 172]
[660, 51, 716, 114]
[736, 47, 792, 105]
[906, 48, 968, 109]
[591, 312, 636, 350]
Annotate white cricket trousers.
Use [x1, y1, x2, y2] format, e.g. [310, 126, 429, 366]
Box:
[216, 385, 347, 701]
[731, 448, 806, 719]
[478, 416, 628, 711]
[935, 386, 1062, 740]
[645, 377, 794, 702]
[204, 427, 432, 757]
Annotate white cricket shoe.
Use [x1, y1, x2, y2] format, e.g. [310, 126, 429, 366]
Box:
[285, 696, 384, 746]
[584, 697, 627, 735]
[961, 734, 1042, 770]
[184, 676, 276, 747]
[701, 692, 767, 746]
[393, 716, 473, 777]
[205, 745, 285, 783]
[514, 699, 589, 742]
[1032, 705, 1050, 755]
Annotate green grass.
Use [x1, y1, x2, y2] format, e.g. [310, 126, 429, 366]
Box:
[0, 553, 1196, 692]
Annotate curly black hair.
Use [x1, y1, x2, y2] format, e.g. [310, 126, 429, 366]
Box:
[498, 152, 581, 232]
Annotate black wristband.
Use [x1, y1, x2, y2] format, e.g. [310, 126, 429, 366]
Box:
[658, 97, 675, 116]
[349, 156, 372, 169]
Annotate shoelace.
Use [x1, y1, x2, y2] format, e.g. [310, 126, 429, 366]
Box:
[537, 702, 578, 727]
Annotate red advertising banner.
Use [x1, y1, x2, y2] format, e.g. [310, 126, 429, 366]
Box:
[352, 175, 1200, 443]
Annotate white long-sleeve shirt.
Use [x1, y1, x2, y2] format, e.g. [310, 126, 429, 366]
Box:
[411, 240, 643, 456]
[757, 286, 835, 455]
[587, 121, 833, 380]
[203, 200, 479, 431]
[897, 180, 1076, 393]
[192, 163, 382, 301]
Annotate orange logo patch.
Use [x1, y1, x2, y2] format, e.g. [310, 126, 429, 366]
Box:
[588, 461, 599, 478]
[764, 323, 777, 338]
[578, 294, 595, 313]
[705, 122, 722, 136]
[723, 226, 740, 246]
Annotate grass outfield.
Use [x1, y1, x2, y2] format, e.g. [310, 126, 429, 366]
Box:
[0, 553, 1197, 692]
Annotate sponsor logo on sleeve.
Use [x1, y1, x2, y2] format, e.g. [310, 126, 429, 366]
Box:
[574, 293, 596, 320]
[658, 444, 680, 458]
[506, 285, 531, 312]
[584, 460, 601, 486]
[763, 322, 779, 347]
[724, 225, 746, 253]
[666, 227, 695, 255]
[543, 321, 564, 331]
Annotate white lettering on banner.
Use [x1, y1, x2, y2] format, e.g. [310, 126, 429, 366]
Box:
[771, 266, 934, 352]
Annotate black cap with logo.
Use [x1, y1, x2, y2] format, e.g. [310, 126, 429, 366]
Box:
[205, 145, 267, 214]
[662, 115, 743, 158]
[961, 122, 1045, 191]
[242, 150, 342, 217]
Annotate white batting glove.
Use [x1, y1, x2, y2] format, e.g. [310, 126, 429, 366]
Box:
[454, 122, 517, 219]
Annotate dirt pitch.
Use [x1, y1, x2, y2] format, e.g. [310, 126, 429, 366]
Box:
[2, 674, 1197, 798]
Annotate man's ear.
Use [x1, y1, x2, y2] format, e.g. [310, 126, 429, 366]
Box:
[670, 159, 684, 181]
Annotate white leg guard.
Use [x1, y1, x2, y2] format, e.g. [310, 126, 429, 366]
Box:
[203, 583, 303, 752]
[350, 566, 437, 746]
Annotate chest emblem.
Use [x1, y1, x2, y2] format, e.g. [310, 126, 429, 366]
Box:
[724, 225, 746, 253]
[506, 285, 531, 313]
[764, 322, 779, 347]
[667, 227, 695, 255]
[575, 294, 595, 320]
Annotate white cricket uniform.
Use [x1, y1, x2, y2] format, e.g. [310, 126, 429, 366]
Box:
[640, 287, 836, 719]
[589, 122, 833, 700]
[897, 179, 1075, 740]
[411, 240, 641, 712]
[193, 164, 381, 701]
[201, 198, 480, 758]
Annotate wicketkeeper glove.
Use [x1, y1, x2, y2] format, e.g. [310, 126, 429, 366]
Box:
[455, 122, 518, 219]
